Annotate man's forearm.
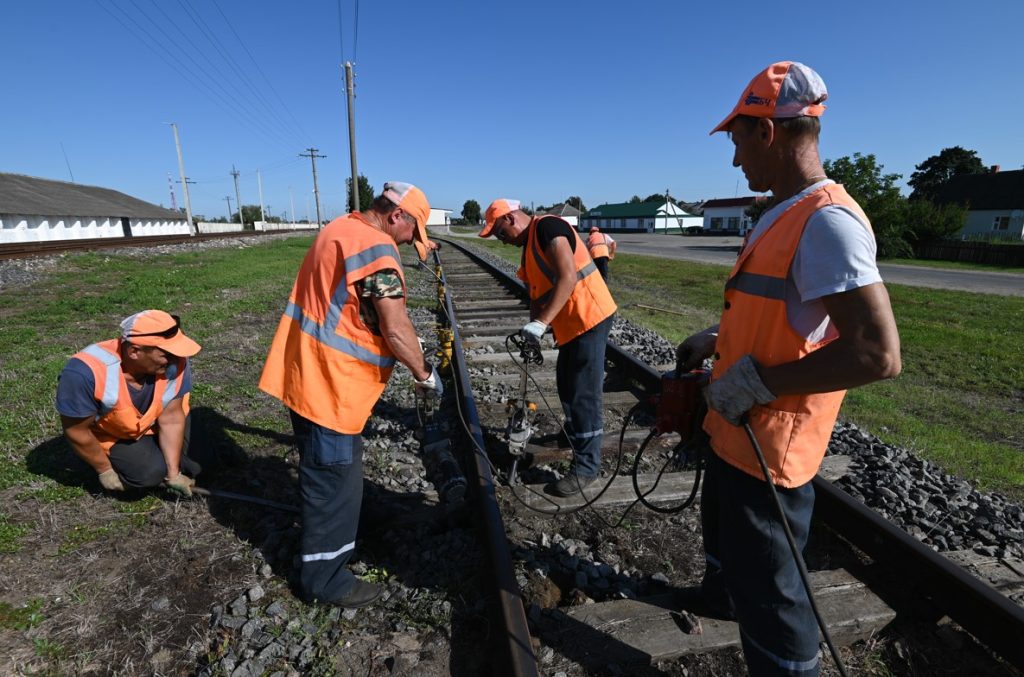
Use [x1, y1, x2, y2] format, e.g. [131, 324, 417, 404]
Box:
[157, 419, 186, 478]
[64, 430, 112, 474]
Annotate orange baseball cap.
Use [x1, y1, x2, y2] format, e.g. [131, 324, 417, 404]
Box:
[382, 181, 431, 260]
[710, 61, 828, 135]
[119, 310, 201, 357]
[479, 198, 521, 237]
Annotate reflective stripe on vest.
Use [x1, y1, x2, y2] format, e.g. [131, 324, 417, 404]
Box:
[519, 216, 617, 344]
[284, 300, 395, 368]
[704, 184, 871, 488]
[80, 343, 121, 415]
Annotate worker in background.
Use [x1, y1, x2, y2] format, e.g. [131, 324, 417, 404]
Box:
[675, 62, 901, 676]
[479, 199, 617, 496]
[586, 226, 617, 281]
[56, 310, 201, 497]
[259, 182, 444, 610]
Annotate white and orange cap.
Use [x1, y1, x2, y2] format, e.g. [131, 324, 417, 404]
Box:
[382, 181, 431, 260]
[479, 199, 521, 238]
[711, 61, 828, 135]
[120, 310, 201, 357]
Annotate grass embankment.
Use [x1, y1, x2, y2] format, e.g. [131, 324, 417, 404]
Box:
[468, 237, 1024, 499]
[881, 257, 1024, 274]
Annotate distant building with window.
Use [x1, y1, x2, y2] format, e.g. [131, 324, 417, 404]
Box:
[579, 199, 700, 233]
[932, 168, 1024, 241]
[701, 196, 763, 235]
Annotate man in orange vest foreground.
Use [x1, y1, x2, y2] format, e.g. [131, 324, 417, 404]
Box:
[675, 62, 901, 675]
[586, 226, 616, 281]
[479, 200, 618, 496]
[259, 182, 443, 609]
[56, 310, 202, 497]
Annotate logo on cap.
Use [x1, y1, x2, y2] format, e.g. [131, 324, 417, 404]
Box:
[743, 91, 771, 107]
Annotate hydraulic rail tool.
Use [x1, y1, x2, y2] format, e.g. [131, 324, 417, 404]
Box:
[505, 332, 543, 479]
[415, 391, 468, 505]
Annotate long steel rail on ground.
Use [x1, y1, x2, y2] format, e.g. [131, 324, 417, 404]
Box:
[435, 237, 1024, 671]
[0, 229, 317, 261]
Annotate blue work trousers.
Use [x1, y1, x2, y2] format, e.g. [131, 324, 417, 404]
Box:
[290, 410, 364, 604]
[702, 451, 820, 676]
[555, 315, 613, 479]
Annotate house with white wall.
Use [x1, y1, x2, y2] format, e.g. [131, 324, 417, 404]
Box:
[933, 168, 1024, 241]
[579, 199, 700, 233]
[701, 196, 762, 235]
[538, 203, 581, 228]
[0, 173, 190, 243]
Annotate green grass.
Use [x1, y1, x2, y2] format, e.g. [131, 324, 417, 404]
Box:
[881, 257, 1024, 273]
[0, 598, 46, 630]
[465, 238, 1024, 498]
[0, 514, 31, 553]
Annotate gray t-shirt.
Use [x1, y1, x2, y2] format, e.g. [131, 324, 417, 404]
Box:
[745, 180, 882, 343]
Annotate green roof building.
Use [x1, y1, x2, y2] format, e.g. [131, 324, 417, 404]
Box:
[579, 199, 701, 234]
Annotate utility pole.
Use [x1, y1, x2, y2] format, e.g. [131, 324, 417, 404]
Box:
[167, 173, 178, 211]
[343, 62, 360, 212]
[230, 166, 244, 229]
[300, 148, 326, 227]
[289, 186, 296, 226]
[168, 123, 195, 235]
[257, 169, 266, 226]
[225, 195, 234, 223]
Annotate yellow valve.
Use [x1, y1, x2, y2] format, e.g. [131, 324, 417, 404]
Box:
[527, 402, 537, 412]
[437, 328, 454, 372]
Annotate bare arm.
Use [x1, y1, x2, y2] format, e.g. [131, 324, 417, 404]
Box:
[375, 295, 431, 381]
[61, 415, 112, 475]
[155, 396, 187, 478]
[534, 237, 578, 325]
[759, 282, 901, 395]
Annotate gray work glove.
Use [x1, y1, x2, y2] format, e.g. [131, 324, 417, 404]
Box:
[520, 320, 547, 347]
[675, 327, 718, 374]
[164, 472, 195, 497]
[414, 365, 444, 399]
[98, 469, 126, 492]
[706, 354, 776, 425]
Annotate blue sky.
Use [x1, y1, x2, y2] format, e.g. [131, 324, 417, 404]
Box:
[3, 1, 1022, 221]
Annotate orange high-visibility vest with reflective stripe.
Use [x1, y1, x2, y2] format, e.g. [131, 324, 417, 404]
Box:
[517, 216, 617, 344]
[587, 231, 611, 260]
[704, 184, 872, 487]
[72, 339, 189, 453]
[259, 213, 405, 434]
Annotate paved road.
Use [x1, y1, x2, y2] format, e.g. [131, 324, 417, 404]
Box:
[612, 235, 1024, 297]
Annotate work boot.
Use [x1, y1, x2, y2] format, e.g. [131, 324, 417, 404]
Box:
[674, 567, 735, 621]
[329, 579, 382, 609]
[548, 474, 596, 497]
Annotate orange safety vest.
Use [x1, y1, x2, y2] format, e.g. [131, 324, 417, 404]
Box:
[587, 231, 612, 260]
[259, 213, 406, 434]
[517, 216, 617, 344]
[704, 184, 872, 487]
[72, 339, 189, 453]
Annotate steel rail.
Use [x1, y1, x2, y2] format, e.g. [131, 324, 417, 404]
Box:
[436, 236, 1024, 670]
[432, 247, 539, 676]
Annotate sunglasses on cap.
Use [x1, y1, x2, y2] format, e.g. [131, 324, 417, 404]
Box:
[128, 314, 181, 339]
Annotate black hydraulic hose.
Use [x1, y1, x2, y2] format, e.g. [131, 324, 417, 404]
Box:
[629, 425, 702, 514]
[742, 421, 849, 677]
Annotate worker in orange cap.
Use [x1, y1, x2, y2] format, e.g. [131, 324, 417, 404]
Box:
[676, 62, 900, 676]
[260, 182, 443, 610]
[586, 226, 617, 281]
[479, 199, 617, 496]
[56, 309, 202, 497]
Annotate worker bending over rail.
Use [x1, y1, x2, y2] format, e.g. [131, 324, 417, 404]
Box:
[259, 182, 443, 610]
[586, 226, 617, 281]
[479, 199, 617, 496]
[56, 309, 202, 497]
[676, 62, 901, 676]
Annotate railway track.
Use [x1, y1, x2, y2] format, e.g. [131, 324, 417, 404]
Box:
[426, 238, 1024, 675]
[0, 229, 315, 260]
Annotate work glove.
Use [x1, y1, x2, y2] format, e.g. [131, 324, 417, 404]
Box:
[98, 469, 125, 492]
[164, 472, 195, 498]
[414, 364, 444, 399]
[705, 354, 776, 426]
[520, 320, 548, 347]
[675, 327, 718, 374]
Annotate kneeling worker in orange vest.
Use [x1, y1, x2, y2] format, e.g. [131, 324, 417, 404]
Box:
[259, 182, 443, 609]
[675, 62, 901, 675]
[56, 310, 202, 497]
[479, 199, 617, 497]
[586, 226, 616, 281]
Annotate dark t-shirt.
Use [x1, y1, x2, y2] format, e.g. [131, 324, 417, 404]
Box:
[534, 216, 577, 253]
[55, 358, 192, 418]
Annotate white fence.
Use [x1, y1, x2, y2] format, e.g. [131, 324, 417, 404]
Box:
[195, 221, 315, 234]
[0, 214, 191, 243]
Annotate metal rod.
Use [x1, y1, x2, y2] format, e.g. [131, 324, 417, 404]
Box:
[634, 303, 688, 316]
[191, 486, 300, 514]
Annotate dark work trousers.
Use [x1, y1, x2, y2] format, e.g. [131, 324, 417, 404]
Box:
[701, 451, 820, 676]
[108, 414, 200, 488]
[290, 410, 364, 604]
[555, 315, 613, 479]
[593, 256, 609, 281]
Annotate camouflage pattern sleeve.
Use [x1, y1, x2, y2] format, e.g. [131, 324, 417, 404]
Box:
[358, 269, 405, 299]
